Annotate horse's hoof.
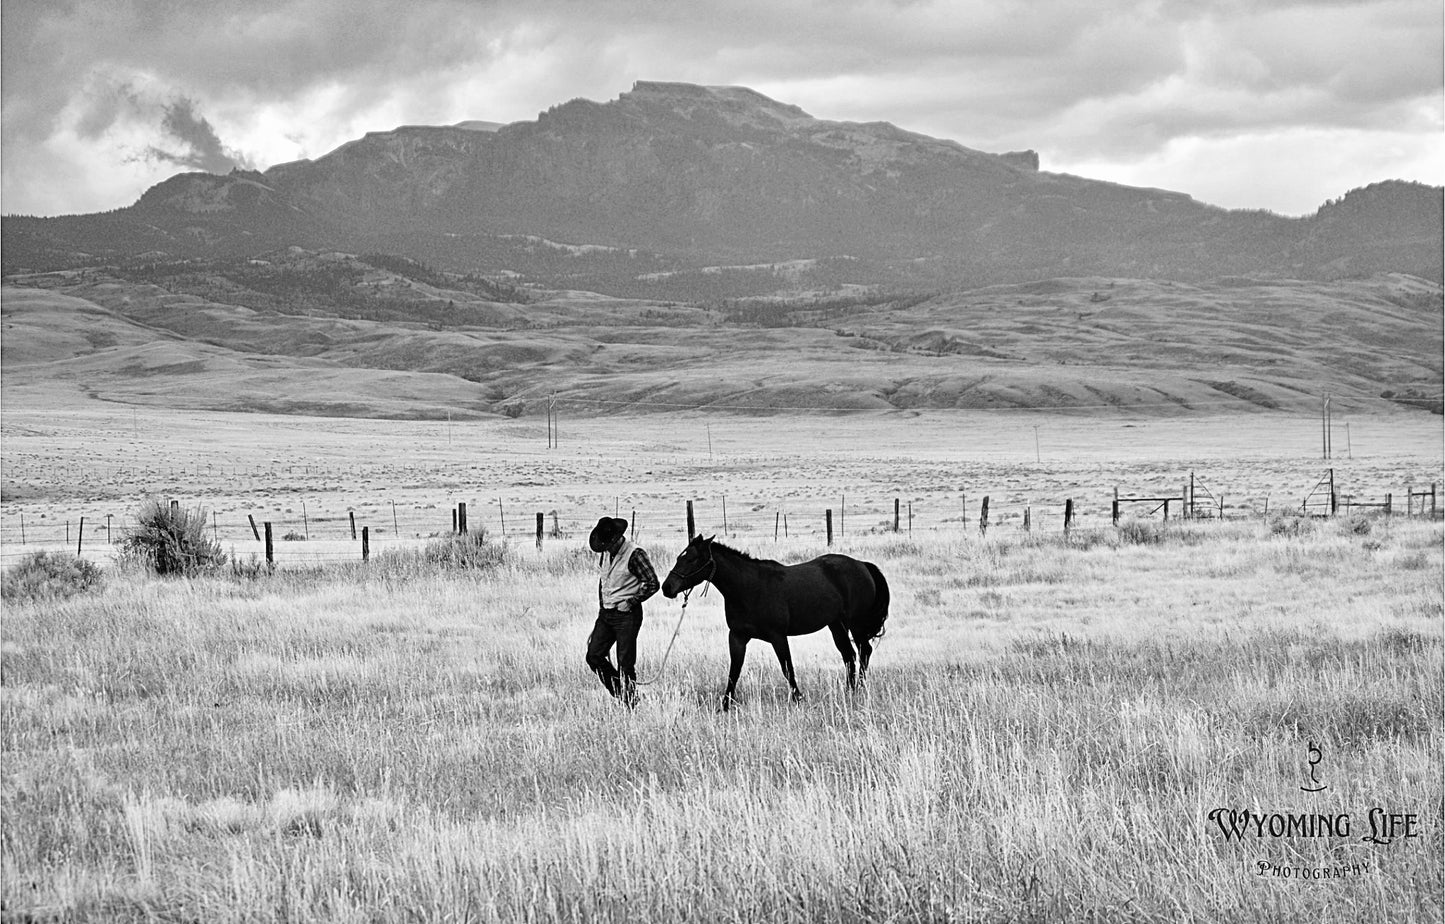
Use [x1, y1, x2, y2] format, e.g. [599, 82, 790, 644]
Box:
[790, 691, 805, 703]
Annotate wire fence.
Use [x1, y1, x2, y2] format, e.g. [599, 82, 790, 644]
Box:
[2, 473, 1436, 570]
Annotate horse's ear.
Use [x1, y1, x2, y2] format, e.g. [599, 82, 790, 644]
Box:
[706, 534, 716, 544]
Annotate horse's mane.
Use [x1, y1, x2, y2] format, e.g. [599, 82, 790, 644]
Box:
[708, 539, 783, 569]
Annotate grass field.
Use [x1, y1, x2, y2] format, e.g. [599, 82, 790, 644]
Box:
[3, 510, 1442, 922]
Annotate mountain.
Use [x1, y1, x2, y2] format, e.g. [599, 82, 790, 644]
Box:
[3, 81, 1441, 298]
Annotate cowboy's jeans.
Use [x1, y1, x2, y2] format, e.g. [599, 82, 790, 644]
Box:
[586, 605, 643, 705]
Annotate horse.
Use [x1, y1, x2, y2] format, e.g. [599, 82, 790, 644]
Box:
[661, 534, 890, 710]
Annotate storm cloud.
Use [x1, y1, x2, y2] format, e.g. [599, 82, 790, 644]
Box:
[2, 0, 1440, 216]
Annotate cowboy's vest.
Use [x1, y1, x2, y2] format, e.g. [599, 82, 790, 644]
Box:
[599, 538, 644, 609]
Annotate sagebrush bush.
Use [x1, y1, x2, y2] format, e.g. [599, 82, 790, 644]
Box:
[1266, 512, 1319, 537]
[423, 531, 510, 570]
[1, 551, 103, 603]
[119, 498, 227, 576]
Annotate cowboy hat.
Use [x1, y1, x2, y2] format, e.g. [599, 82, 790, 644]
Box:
[588, 516, 629, 552]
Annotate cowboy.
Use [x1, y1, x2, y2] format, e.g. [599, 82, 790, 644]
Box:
[585, 517, 659, 707]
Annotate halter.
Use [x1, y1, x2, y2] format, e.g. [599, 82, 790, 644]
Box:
[664, 543, 717, 593]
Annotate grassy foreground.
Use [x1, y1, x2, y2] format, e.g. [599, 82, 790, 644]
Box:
[2, 517, 1442, 923]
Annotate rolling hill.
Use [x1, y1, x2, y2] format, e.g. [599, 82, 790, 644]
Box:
[3, 249, 1440, 419]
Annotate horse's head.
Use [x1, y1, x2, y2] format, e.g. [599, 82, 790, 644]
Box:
[662, 534, 715, 598]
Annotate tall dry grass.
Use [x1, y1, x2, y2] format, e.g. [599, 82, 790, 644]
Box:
[2, 518, 1441, 922]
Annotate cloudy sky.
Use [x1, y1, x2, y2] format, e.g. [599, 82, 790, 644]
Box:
[2, 0, 1441, 217]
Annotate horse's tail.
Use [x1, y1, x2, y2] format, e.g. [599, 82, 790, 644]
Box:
[860, 561, 890, 641]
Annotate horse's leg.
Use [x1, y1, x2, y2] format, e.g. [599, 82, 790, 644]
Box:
[828, 622, 857, 690]
[855, 635, 874, 683]
[721, 630, 749, 711]
[768, 635, 804, 702]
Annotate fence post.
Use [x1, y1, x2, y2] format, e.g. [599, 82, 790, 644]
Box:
[19, 514, 24, 544]
[980, 497, 990, 537]
[302, 502, 310, 541]
[362, 526, 370, 562]
[264, 522, 274, 566]
[1024, 507, 1032, 532]
[1385, 493, 1392, 517]
[1064, 499, 1074, 534]
[894, 498, 900, 533]
[826, 509, 833, 546]
[1433, 484, 1438, 519]
[631, 510, 636, 541]
[452, 509, 458, 533]
[775, 511, 780, 541]
[77, 516, 84, 555]
[536, 513, 544, 550]
[498, 499, 507, 537]
[908, 502, 913, 534]
[1112, 498, 1120, 526]
[722, 495, 729, 536]
[459, 502, 468, 534]
[350, 511, 357, 540]
[686, 500, 695, 539]
[107, 514, 114, 545]
[392, 501, 399, 535]
[249, 514, 261, 541]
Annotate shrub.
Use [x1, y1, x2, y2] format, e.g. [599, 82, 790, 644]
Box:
[119, 498, 227, 576]
[1339, 513, 1373, 536]
[424, 531, 510, 570]
[1267, 513, 1318, 538]
[1116, 519, 1165, 545]
[1, 551, 103, 603]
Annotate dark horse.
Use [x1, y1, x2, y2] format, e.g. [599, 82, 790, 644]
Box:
[661, 534, 890, 709]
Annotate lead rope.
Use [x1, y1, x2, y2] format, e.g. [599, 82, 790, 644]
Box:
[635, 586, 694, 686]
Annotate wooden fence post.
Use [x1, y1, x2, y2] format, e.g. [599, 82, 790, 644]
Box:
[349, 511, 357, 540]
[19, 514, 25, 544]
[894, 498, 901, 533]
[1024, 507, 1032, 532]
[264, 522, 274, 566]
[1064, 499, 1074, 534]
[77, 516, 84, 555]
[1112, 498, 1120, 526]
[362, 526, 370, 562]
[774, 511, 780, 541]
[392, 501, 399, 535]
[498, 499, 507, 537]
[686, 500, 695, 539]
[826, 509, 833, 546]
[1385, 493, 1392, 517]
[722, 495, 729, 536]
[249, 514, 260, 541]
[908, 502, 913, 535]
[631, 510, 636, 541]
[107, 514, 114, 545]
[536, 513, 544, 550]
[458, 502, 468, 534]
[302, 501, 310, 541]
[980, 497, 990, 537]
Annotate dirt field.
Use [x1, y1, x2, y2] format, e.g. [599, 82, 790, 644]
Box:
[2, 382, 1440, 566]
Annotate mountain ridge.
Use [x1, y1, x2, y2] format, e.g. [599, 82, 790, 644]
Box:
[2, 81, 1440, 297]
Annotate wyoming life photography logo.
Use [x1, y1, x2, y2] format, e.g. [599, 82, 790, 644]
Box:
[1207, 742, 1425, 880]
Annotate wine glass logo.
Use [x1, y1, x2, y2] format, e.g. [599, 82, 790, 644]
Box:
[1300, 741, 1327, 793]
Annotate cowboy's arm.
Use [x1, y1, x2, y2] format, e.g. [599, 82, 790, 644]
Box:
[625, 548, 660, 605]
